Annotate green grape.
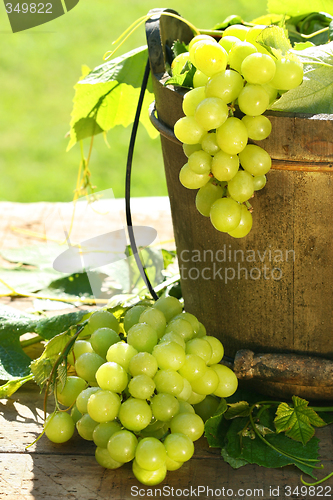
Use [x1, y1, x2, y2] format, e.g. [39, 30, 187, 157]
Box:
[164, 432, 194, 462]
[185, 338, 212, 364]
[106, 341, 138, 370]
[216, 117, 248, 155]
[56, 376, 87, 407]
[159, 332, 186, 349]
[253, 174, 267, 191]
[222, 24, 250, 41]
[153, 296, 183, 323]
[195, 181, 224, 217]
[237, 84, 270, 116]
[76, 413, 98, 440]
[227, 170, 255, 203]
[175, 312, 200, 335]
[178, 400, 195, 414]
[241, 52, 276, 84]
[139, 307, 166, 339]
[88, 310, 119, 334]
[70, 404, 82, 424]
[135, 437, 167, 471]
[178, 354, 207, 382]
[205, 69, 244, 104]
[193, 395, 220, 422]
[154, 369, 184, 396]
[188, 34, 216, 51]
[170, 412, 205, 441]
[132, 459, 167, 486]
[90, 327, 120, 358]
[210, 197, 242, 232]
[182, 142, 202, 158]
[127, 323, 158, 353]
[228, 41, 257, 73]
[219, 35, 240, 53]
[187, 391, 206, 405]
[171, 52, 190, 75]
[128, 374, 156, 399]
[140, 422, 169, 440]
[165, 455, 183, 471]
[176, 377, 193, 402]
[129, 351, 158, 378]
[211, 363, 239, 397]
[44, 412, 74, 443]
[151, 392, 180, 421]
[118, 398, 152, 432]
[239, 144, 272, 175]
[72, 340, 94, 362]
[201, 132, 220, 155]
[211, 150, 239, 181]
[174, 116, 205, 144]
[95, 361, 128, 393]
[152, 341, 186, 371]
[241, 115, 272, 140]
[228, 204, 253, 238]
[179, 163, 210, 190]
[95, 447, 124, 469]
[190, 367, 219, 395]
[165, 317, 194, 342]
[123, 304, 147, 333]
[193, 69, 209, 88]
[75, 386, 100, 414]
[87, 389, 121, 423]
[196, 322, 207, 338]
[93, 420, 122, 448]
[74, 352, 105, 384]
[270, 56, 303, 90]
[194, 97, 229, 131]
[188, 150, 212, 175]
[262, 83, 278, 103]
[182, 86, 206, 116]
[203, 335, 224, 365]
[190, 40, 228, 77]
[107, 429, 138, 463]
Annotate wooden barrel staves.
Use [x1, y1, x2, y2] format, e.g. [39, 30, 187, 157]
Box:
[146, 10, 333, 400]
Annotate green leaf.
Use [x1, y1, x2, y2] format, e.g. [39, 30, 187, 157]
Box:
[171, 40, 188, 57]
[270, 42, 333, 113]
[293, 41, 315, 50]
[0, 244, 62, 270]
[274, 396, 326, 445]
[268, 0, 333, 16]
[224, 401, 251, 420]
[224, 410, 320, 478]
[164, 61, 196, 88]
[204, 399, 228, 447]
[221, 447, 248, 468]
[0, 374, 34, 398]
[256, 25, 292, 56]
[67, 46, 158, 150]
[0, 305, 87, 381]
[0, 267, 61, 295]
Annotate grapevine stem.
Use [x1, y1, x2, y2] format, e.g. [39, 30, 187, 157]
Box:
[301, 470, 333, 486]
[20, 335, 44, 348]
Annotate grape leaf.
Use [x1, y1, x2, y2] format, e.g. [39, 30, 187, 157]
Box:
[268, 0, 333, 16]
[164, 61, 196, 88]
[270, 42, 333, 113]
[0, 305, 87, 380]
[224, 411, 320, 478]
[274, 395, 326, 444]
[204, 399, 228, 447]
[257, 25, 292, 56]
[224, 401, 251, 420]
[67, 46, 158, 150]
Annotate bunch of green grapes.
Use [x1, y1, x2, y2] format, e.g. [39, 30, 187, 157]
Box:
[173, 24, 304, 238]
[43, 301, 238, 486]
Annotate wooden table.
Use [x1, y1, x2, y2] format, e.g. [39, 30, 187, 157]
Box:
[1, 200, 333, 500]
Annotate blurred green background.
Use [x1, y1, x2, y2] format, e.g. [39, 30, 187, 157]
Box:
[0, 0, 268, 202]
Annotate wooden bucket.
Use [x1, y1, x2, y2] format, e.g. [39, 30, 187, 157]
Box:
[146, 10, 333, 400]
